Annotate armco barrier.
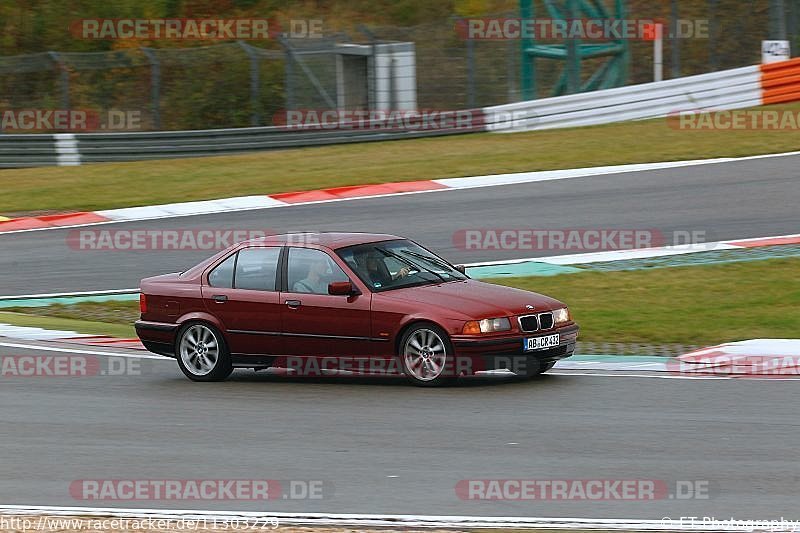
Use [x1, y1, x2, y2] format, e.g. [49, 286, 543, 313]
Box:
[3, 60, 800, 167]
[760, 57, 800, 105]
[0, 134, 60, 168]
[482, 65, 763, 132]
[0, 118, 486, 168]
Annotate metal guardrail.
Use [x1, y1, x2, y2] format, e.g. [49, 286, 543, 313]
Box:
[74, 123, 484, 163]
[0, 134, 60, 168]
[0, 120, 485, 168]
[3, 59, 800, 168]
[483, 65, 763, 132]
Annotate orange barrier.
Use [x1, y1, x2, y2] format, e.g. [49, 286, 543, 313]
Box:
[761, 57, 800, 105]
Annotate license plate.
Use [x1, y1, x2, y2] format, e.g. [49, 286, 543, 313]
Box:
[524, 334, 560, 352]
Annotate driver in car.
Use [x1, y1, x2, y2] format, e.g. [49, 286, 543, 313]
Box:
[357, 250, 412, 287]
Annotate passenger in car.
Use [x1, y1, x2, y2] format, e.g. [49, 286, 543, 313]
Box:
[293, 258, 329, 294]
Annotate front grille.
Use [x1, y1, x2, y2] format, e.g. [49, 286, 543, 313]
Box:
[518, 315, 539, 332]
[518, 311, 555, 332]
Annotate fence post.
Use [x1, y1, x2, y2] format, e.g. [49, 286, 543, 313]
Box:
[670, 0, 680, 78]
[565, 0, 581, 94]
[466, 35, 476, 108]
[140, 48, 161, 130]
[770, 0, 788, 40]
[278, 35, 336, 109]
[47, 51, 70, 110]
[708, 0, 719, 71]
[237, 41, 261, 126]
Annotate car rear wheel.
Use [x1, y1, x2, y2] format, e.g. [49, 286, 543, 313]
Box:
[176, 323, 233, 382]
[399, 323, 456, 387]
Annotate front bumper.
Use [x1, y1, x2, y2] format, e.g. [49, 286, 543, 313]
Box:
[451, 323, 579, 373]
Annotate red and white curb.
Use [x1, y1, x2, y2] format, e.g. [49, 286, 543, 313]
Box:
[1, 322, 798, 380]
[1, 505, 797, 531]
[0, 323, 144, 349]
[3, 150, 800, 235]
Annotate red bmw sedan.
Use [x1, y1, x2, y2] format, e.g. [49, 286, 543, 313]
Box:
[135, 233, 578, 386]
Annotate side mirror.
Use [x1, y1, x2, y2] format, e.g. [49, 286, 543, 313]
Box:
[328, 281, 356, 296]
[454, 264, 466, 274]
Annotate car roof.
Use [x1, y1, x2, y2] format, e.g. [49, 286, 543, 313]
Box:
[244, 232, 403, 249]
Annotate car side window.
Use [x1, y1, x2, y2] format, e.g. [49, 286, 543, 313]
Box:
[234, 247, 281, 291]
[208, 253, 236, 288]
[287, 248, 349, 295]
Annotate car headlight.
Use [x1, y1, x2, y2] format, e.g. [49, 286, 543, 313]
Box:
[553, 307, 571, 325]
[463, 317, 512, 334]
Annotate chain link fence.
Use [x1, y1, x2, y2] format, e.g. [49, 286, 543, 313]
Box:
[1, 2, 797, 132]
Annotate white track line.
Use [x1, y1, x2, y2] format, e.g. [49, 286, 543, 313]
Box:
[0, 341, 169, 361]
[3, 505, 795, 531]
[3, 150, 800, 236]
[0, 288, 139, 300]
[0, 341, 796, 381]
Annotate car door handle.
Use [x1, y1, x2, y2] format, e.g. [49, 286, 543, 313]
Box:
[212, 295, 228, 303]
[285, 299, 301, 309]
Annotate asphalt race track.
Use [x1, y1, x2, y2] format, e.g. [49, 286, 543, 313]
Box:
[0, 153, 799, 523]
[0, 341, 798, 519]
[1, 153, 799, 294]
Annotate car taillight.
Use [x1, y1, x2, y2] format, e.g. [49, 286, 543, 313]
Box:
[139, 293, 147, 313]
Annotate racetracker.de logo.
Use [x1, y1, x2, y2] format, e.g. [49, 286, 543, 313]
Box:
[668, 353, 800, 377]
[455, 18, 707, 41]
[66, 229, 319, 251]
[69, 479, 327, 500]
[0, 355, 139, 378]
[668, 109, 800, 130]
[453, 229, 665, 251]
[273, 109, 484, 132]
[71, 19, 276, 40]
[0, 109, 141, 132]
[456, 479, 710, 500]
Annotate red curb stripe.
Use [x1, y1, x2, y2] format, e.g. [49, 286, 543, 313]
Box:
[271, 180, 447, 204]
[727, 236, 800, 248]
[37, 211, 110, 226]
[62, 336, 146, 350]
[0, 217, 51, 231]
[0, 211, 111, 233]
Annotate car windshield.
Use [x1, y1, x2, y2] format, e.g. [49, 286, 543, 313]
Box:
[337, 239, 467, 292]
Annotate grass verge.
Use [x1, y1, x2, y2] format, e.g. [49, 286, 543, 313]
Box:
[3, 258, 798, 347]
[490, 257, 800, 345]
[2, 102, 800, 215]
[0, 310, 135, 339]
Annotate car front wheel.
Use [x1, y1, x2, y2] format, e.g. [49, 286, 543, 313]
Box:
[399, 323, 456, 387]
[176, 323, 233, 382]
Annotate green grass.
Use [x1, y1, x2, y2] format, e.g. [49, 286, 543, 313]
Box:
[4, 258, 799, 347]
[2, 102, 800, 215]
[490, 258, 800, 345]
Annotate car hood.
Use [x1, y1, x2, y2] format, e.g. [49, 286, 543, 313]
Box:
[383, 279, 564, 319]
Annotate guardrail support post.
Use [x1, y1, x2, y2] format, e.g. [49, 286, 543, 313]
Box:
[141, 48, 161, 130]
[466, 36, 476, 107]
[670, 0, 680, 78]
[47, 51, 70, 110]
[238, 41, 261, 126]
